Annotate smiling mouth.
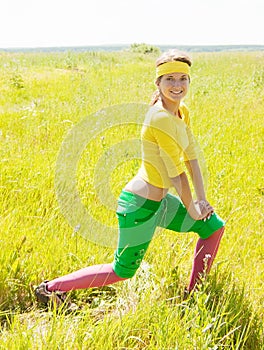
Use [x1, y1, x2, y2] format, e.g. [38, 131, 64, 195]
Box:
[170, 90, 183, 95]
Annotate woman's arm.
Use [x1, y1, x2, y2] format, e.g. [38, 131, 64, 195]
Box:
[170, 172, 211, 220]
[185, 159, 214, 218]
[184, 159, 205, 200]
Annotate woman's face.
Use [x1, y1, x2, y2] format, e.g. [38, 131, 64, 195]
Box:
[157, 72, 190, 103]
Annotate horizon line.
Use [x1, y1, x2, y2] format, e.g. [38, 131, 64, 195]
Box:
[1, 43, 264, 52]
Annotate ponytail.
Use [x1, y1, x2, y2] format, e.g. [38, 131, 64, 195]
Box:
[150, 90, 160, 106]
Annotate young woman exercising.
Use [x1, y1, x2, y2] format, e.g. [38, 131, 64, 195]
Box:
[35, 49, 225, 306]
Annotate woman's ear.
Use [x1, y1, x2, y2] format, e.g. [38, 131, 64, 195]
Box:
[155, 77, 161, 87]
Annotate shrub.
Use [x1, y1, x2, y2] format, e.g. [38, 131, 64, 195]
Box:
[129, 43, 161, 55]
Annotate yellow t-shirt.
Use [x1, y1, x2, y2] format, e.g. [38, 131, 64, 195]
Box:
[137, 101, 198, 189]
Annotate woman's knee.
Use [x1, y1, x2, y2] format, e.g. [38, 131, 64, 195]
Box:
[112, 261, 140, 279]
[113, 246, 147, 279]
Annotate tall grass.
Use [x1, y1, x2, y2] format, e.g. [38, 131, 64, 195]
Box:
[0, 50, 263, 349]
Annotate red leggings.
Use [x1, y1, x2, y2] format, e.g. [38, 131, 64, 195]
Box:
[47, 226, 224, 293]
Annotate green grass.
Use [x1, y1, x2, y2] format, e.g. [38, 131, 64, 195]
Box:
[0, 50, 263, 349]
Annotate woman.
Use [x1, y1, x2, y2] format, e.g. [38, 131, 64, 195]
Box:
[35, 49, 225, 307]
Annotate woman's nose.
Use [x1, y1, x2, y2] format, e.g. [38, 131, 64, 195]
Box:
[172, 80, 181, 87]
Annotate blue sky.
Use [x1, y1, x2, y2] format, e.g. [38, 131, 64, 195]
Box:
[0, 0, 263, 48]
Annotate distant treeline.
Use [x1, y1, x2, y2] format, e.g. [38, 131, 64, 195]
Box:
[1, 44, 263, 53]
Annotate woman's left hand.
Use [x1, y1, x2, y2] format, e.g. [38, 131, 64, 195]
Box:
[196, 199, 214, 221]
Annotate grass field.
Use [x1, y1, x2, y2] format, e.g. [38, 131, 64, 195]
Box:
[0, 50, 263, 349]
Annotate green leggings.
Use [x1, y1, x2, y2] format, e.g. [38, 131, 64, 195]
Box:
[113, 190, 225, 278]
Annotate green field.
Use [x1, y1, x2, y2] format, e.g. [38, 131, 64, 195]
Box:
[0, 50, 263, 349]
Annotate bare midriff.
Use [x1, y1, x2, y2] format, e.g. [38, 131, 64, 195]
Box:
[124, 175, 169, 202]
